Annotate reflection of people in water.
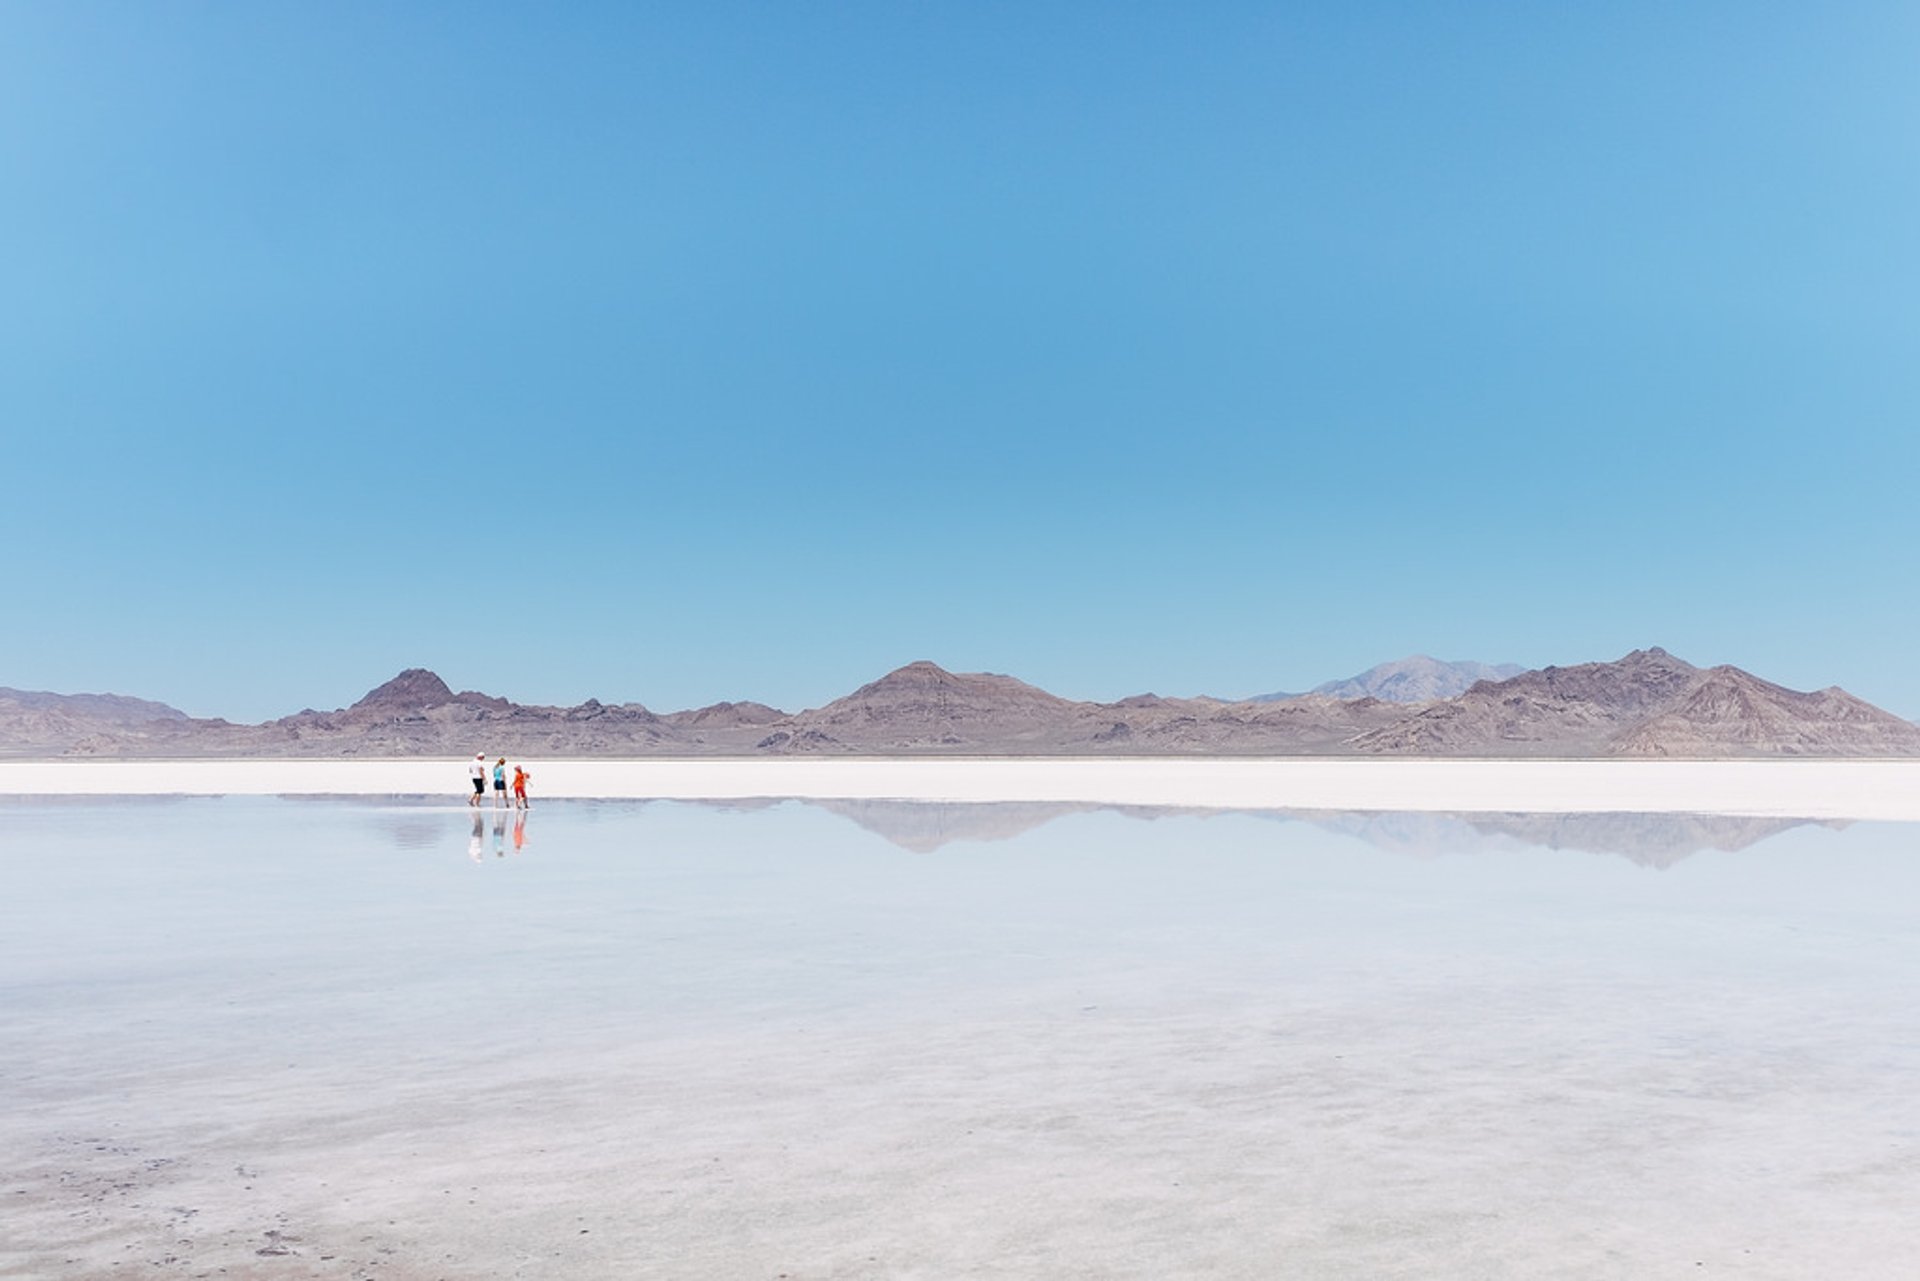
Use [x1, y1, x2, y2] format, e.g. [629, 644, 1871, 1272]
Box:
[468, 810, 484, 862]
[512, 811, 528, 853]
[492, 810, 507, 858]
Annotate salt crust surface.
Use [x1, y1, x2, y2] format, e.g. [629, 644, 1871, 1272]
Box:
[5, 757, 1920, 819]
[3, 797, 1918, 1278]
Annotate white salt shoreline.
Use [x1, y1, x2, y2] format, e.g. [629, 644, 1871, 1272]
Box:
[3, 757, 1919, 820]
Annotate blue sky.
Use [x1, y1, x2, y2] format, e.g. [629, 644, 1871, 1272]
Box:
[5, 2, 1918, 721]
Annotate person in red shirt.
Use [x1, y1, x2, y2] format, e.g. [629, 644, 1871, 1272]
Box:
[512, 765, 530, 810]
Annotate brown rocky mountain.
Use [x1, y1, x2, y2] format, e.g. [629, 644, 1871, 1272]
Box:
[1347, 647, 1920, 757]
[352, 668, 464, 711]
[1610, 667, 1920, 756]
[1347, 647, 1700, 754]
[758, 663, 1407, 755]
[661, 701, 786, 731]
[757, 661, 1081, 753]
[7, 648, 1917, 759]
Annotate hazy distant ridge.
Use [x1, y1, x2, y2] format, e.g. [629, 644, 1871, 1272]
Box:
[0, 687, 192, 757]
[4, 649, 1916, 760]
[1246, 656, 1527, 703]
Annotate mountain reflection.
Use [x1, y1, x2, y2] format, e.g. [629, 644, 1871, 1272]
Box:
[280, 793, 1836, 866]
[797, 798, 1838, 867]
[1281, 809, 1839, 868]
[810, 800, 1103, 853]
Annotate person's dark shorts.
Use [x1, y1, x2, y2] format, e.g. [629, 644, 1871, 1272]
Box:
[494, 779, 506, 791]
[473, 778, 486, 795]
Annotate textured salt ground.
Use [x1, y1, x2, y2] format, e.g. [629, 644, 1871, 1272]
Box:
[9, 994, 1918, 1279]
[3, 799, 1918, 1279]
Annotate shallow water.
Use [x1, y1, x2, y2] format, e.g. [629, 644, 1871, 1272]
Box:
[3, 798, 1918, 1278]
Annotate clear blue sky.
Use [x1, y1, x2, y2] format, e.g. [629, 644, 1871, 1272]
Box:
[5, 2, 1918, 721]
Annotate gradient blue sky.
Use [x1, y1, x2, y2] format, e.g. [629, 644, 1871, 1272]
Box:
[6, 2, 1918, 721]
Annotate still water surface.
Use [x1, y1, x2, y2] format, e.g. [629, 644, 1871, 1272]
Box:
[3, 797, 1917, 1278]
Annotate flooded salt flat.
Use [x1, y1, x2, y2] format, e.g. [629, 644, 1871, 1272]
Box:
[3, 797, 1918, 1279]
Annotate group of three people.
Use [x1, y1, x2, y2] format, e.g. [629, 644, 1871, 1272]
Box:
[469, 753, 531, 808]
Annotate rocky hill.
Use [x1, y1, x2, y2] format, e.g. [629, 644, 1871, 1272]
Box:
[1610, 666, 1920, 757]
[1347, 648, 1920, 757]
[7, 649, 1916, 759]
[1347, 647, 1702, 754]
[762, 661, 1082, 753]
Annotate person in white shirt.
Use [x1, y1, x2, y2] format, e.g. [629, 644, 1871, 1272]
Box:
[468, 753, 487, 807]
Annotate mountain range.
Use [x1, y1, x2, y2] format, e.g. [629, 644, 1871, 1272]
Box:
[6, 647, 1918, 759]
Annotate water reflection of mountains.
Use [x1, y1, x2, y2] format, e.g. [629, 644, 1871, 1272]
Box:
[808, 799, 1841, 868]
[275, 793, 1841, 867]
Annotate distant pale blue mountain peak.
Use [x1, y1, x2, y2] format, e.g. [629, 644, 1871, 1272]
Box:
[1246, 656, 1527, 704]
